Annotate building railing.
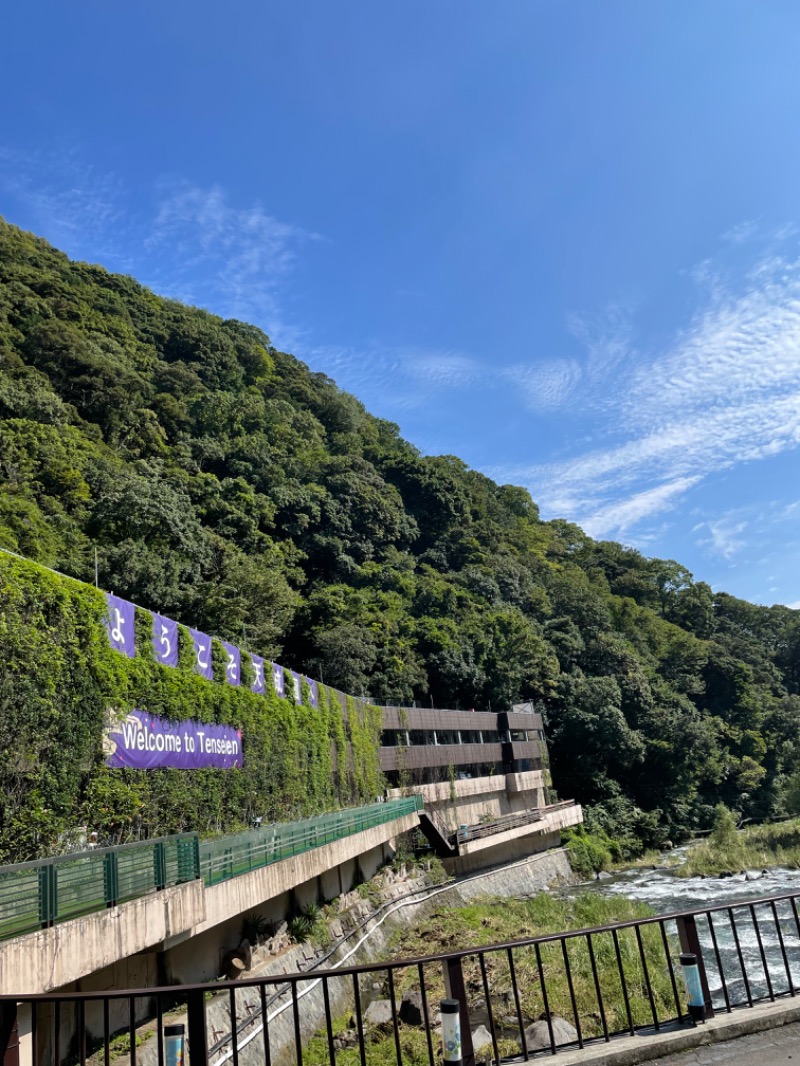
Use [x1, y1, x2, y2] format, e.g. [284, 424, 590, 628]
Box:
[452, 799, 577, 845]
[0, 834, 199, 942]
[6, 887, 800, 1066]
[199, 797, 424, 886]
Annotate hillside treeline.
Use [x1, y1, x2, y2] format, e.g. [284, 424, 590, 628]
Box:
[2, 217, 800, 854]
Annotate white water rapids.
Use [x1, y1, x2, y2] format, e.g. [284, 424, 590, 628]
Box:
[567, 859, 800, 1009]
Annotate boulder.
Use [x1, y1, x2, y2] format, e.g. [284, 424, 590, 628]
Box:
[237, 939, 253, 969]
[333, 1030, 358, 1050]
[222, 954, 247, 981]
[471, 1026, 494, 1053]
[363, 999, 395, 1029]
[521, 1017, 578, 1051]
[399, 990, 424, 1026]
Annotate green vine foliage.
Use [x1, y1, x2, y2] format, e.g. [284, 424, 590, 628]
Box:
[0, 552, 385, 862]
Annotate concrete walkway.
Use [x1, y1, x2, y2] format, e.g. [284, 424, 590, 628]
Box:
[555, 998, 800, 1066]
[649, 1020, 800, 1066]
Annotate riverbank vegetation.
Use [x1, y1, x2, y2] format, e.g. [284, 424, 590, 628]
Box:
[4, 217, 800, 857]
[677, 806, 800, 878]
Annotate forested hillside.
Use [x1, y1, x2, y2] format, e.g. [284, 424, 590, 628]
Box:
[2, 216, 800, 854]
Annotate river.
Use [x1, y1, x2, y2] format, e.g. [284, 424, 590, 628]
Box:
[565, 856, 800, 1009]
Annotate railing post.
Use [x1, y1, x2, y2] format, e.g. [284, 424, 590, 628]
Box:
[152, 842, 166, 891]
[16, 1004, 32, 1066]
[104, 851, 119, 907]
[37, 867, 52, 929]
[676, 915, 714, 1019]
[186, 989, 209, 1066]
[0, 1000, 18, 1066]
[442, 956, 474, 1066]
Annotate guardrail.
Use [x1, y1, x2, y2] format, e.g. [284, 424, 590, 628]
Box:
[5, 887, 800, 1066]
[0, 834, 199, 942]
[0, 798, 424, 943]
[199, 796, 424, 886]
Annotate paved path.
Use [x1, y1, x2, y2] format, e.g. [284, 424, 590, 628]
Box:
[649, 1021, 800, 1066]
[558, 1000, 800, 1066]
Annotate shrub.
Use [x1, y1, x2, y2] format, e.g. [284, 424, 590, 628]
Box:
[564, 828, 613, 878]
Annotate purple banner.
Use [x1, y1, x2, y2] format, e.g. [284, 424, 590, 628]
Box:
[271, 662, 285, 698]
[105, 594, 136, 658]
[251, 654, 266, 695]
[306, 677, 319, 708]
[190, 628, 214, 680]
[222, 642, 240, 686]
[291, 671, 303, 703]
[105, 710, 242, 769]
[152, 613, 178, 668]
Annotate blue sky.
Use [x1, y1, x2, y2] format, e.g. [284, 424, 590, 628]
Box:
[3, 1, 800, 607]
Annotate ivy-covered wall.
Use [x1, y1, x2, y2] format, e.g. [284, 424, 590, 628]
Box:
[0, 552, 385, 863]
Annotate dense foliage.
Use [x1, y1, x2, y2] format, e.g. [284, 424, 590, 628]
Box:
[2, 216, 800, 856]
[0, 551, 383, 861]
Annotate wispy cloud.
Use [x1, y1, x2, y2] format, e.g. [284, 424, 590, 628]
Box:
[692, 498, 800, 564]
[721, 218, 760, 243]
[496, 241, 800, 540]
[505, 359, 582, 411]
[146, 181, 322, 346]
[0, 146, 127, 263]
[312, 344, 482, 416]
[503, 305, 637, 415]
[579, 476, 702, 539]
[0, 150, 318, 349]
[693, 512, 750, 560]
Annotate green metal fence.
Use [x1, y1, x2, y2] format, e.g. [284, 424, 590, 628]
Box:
[199, 796, 423, 886]
[0, 834, 200, 942]
[0, 798, 423, 941]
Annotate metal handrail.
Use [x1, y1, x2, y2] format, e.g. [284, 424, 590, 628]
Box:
[199, 796, 423, 886]
[0, 798, 423, 941]
[452, 800, 576, 844]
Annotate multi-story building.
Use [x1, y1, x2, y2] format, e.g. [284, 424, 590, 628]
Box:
[380, 701, 583, 874]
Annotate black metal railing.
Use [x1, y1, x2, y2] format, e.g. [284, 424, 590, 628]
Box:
[6, 888, 800, 1066]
